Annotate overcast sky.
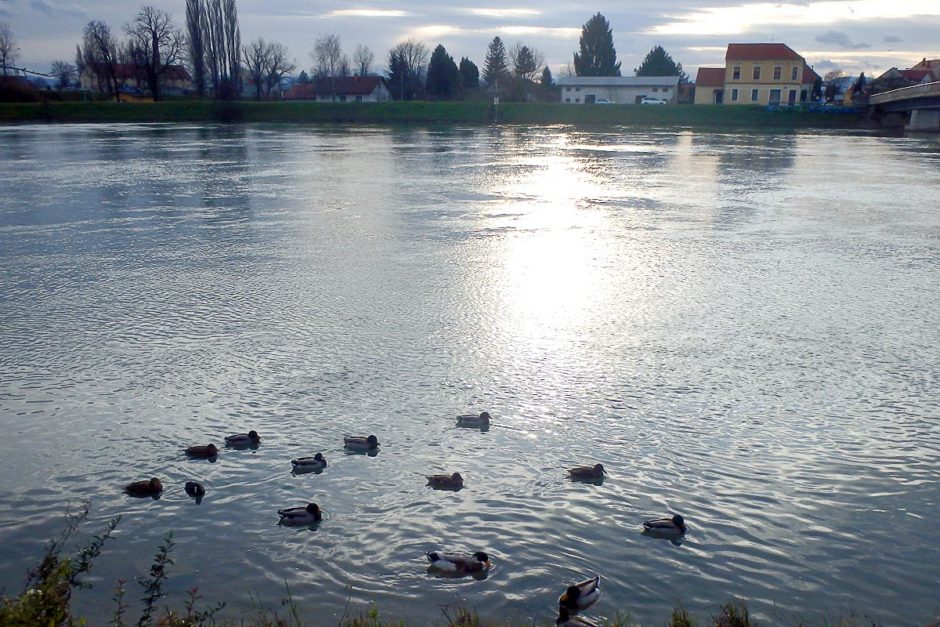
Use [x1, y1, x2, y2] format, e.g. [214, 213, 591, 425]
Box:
[2, 0, 939, 79]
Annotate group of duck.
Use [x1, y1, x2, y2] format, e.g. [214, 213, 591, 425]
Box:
[122, 412, 688, 626]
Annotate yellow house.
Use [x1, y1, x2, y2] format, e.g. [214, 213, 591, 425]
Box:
[695, 43, 820, 105]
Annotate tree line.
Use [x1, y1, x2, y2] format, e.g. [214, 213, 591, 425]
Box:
[2, 8, 690, 101]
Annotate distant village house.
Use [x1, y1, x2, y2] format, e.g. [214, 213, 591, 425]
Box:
[555, 76, 680, 105]
[694, 43, 820, 105]
[80, 63, 192, 99]
[283, 76, 391, 103]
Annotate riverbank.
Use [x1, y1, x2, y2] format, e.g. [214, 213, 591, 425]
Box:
[0, 100, 870, 129]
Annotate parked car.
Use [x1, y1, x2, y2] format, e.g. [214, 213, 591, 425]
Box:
[594, 98, 613, 104]
[640, 97, 666, 105]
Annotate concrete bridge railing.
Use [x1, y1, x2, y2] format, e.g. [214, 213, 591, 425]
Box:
[870, 81, 940, 106]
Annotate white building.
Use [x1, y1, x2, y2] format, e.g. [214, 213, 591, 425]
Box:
[556, 76, 680, 104]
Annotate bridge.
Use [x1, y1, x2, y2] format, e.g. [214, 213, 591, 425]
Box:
[869, 81, 940, 131]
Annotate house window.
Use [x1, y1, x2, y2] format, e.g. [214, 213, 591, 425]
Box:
[773, 66, 782, 80]
[732, 66, 741, 80]
[791, 66, 799, 81]
[565, 98, 571, 103]
[731, 88, 739, 101]
[575, 87, 581, 92]
[652, 87, 658, 92]
[339, 95, 347, 102]
[753, 65, 761, 80]
[769, 89, 781, 103]
[751, 88, 759, 102]
[575, 98, 580, 103]
[566, 87, 572, 92]
[356, 96, 363, 103]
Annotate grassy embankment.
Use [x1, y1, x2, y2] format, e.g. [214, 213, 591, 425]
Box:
[0, 100, 868, 129]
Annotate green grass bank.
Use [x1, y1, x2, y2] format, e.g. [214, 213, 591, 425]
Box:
[0, 100, 870, 130]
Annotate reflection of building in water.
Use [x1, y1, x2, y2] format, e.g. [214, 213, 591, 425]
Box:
[694, 44, 820, 106]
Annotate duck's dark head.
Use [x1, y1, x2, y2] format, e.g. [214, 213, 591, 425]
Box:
[314, 452, 324, 461]
[562, 585, 581, 606]
[452, 472, 463, 483]
[248, 430, 260, 442]
[479, 412, 491, 421]
[472, 551, 489, 563]
[206, 443, 219, 455]
[367, 435, 379, 446]
[306, 503, 322, 520]
[672, 514, 686, 529]
[149, 477, 163, 491]
[594, 463, 605, 476]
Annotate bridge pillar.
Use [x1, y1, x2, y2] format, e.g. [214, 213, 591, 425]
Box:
[907, 109, 940, 132]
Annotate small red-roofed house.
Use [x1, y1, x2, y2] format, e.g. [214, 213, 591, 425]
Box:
[693, 67, 726, 104]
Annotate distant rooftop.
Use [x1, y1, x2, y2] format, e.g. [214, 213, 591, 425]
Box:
[726, 43, 803, 62]
[556, 76, 680, 87]
[695, 67, 725, 87]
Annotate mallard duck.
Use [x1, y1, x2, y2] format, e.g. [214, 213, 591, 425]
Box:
[642, 514, 687, 537]
[556, 607, 599, 627]
[426, 472, 463, 489]
[125, 477, 163, 497]
[184, 481, 206, 497]
[558, 575, 600, 611]
[225, 430, 260, 446]
[185, 443, 219, 458]
[456, 412, 491, 428]
[426, 550, 490, 574]
[568, 464, 606, 480]
[343, 434, 379, 451]
[291, 452, 327, 471]
[277, 502, 322, 524]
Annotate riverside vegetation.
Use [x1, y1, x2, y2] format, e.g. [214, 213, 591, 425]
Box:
[0, 505, 905, 627]
[0, 101, 868, 129]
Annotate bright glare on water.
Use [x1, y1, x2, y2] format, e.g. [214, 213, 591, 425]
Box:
[0, 124, 939, 624]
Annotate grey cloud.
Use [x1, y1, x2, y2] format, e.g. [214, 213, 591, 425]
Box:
[882, 34, 902, 43]
[814, 30, 871, 49]
[813, 59, 839, 71]
[28, 0, 84, 19]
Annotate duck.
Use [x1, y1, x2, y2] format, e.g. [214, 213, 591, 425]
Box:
[224, 430, 260, 446]
[125, 477, 163, 497]
[343, 434, 379, 451]
[425, 550, 491, 574]
[642, 514, 687, 537]
[277, 502, 322, 525]
[291, 452, 327, 471]
[558, 575, 601, 611]
[426, 472, 463, 489]
[556, 607, 599, 627]
[185, 443, 219, 458]
[184, 481, 206, 497]
[456, 412, 491, 428]
[568, 463, 606, 480]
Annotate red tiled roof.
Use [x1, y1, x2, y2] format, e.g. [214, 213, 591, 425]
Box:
[899, 69, 933, 82]
[285, 76, 385, 99]
[911, 58, 940, 71]
[802, 66, 820, 84]
[695, 67, 725, 87]
[726, 43, 803, 61]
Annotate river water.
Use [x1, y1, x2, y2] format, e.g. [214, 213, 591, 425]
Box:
[0, 124, 938, 625]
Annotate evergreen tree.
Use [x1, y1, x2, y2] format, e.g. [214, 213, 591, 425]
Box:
[634, 45, 688, 82]
[387, 47, 408, 100]
[297, 70, 310, 84]
[483, 36, 509, 88]
[573, 13, 620, 77]
[459, 57, 479, 90]
[511, 44, 540, 81]
[540, 65, 553, 88]
[426, 44, 461, 99]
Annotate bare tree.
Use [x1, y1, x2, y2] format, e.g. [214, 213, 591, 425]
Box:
[509, 42, 544, 82]
[242, 38, 268, 100]
[353, 44, 374, 76]
[125, 6, 184, 101]
[186, 0, 206, 97]
[0, 22, 18, 76]
[243, 38, 295, 100]
[50, 60, 77, 89]
[80, 21, 121, 99]
[201, 0, 240, 98]
[387, 38, 429, 100]
[312, 34, 343, 100]
[263, 42, 294, 97]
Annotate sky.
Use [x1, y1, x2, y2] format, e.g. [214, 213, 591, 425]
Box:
[2, 0, 939, 80]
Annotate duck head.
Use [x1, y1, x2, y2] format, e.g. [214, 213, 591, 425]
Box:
[206, 443, 219, 455]
[561, 585, 581, 607]
[248, 430, 260, 442]
[479, 412, 491, 422]
[306, 503, 322, 521]
[367, 435, 379, 446]
[672, 514, 686, 530]
[593, 464, 606, 476]
[452, 472, 463, 483]
[314, 452, 324, 461]
[472, 551, 489, 563]
[149, 477, 163, 491]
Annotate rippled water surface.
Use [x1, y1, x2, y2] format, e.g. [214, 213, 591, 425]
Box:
[1, 124, 939, 624]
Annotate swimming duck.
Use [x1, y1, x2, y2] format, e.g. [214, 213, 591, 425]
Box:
[225, 430, 260, 446]
[343, 434, 379, 451]
[558, 575, 601, 611]
[456, 412, 491, 428]
[184, 481, 206, 497]
[426, 472, 464, 489]
[291, 452, 327, 471]
[642, 514, 687, 537]
[568, 464, 606, 480]
[277, 502, 322, 525]
[556, 607, 599, 627]
[425, 551, 491, 574]
[125, 477, 163, 497]
[185, 443, 219, 458]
